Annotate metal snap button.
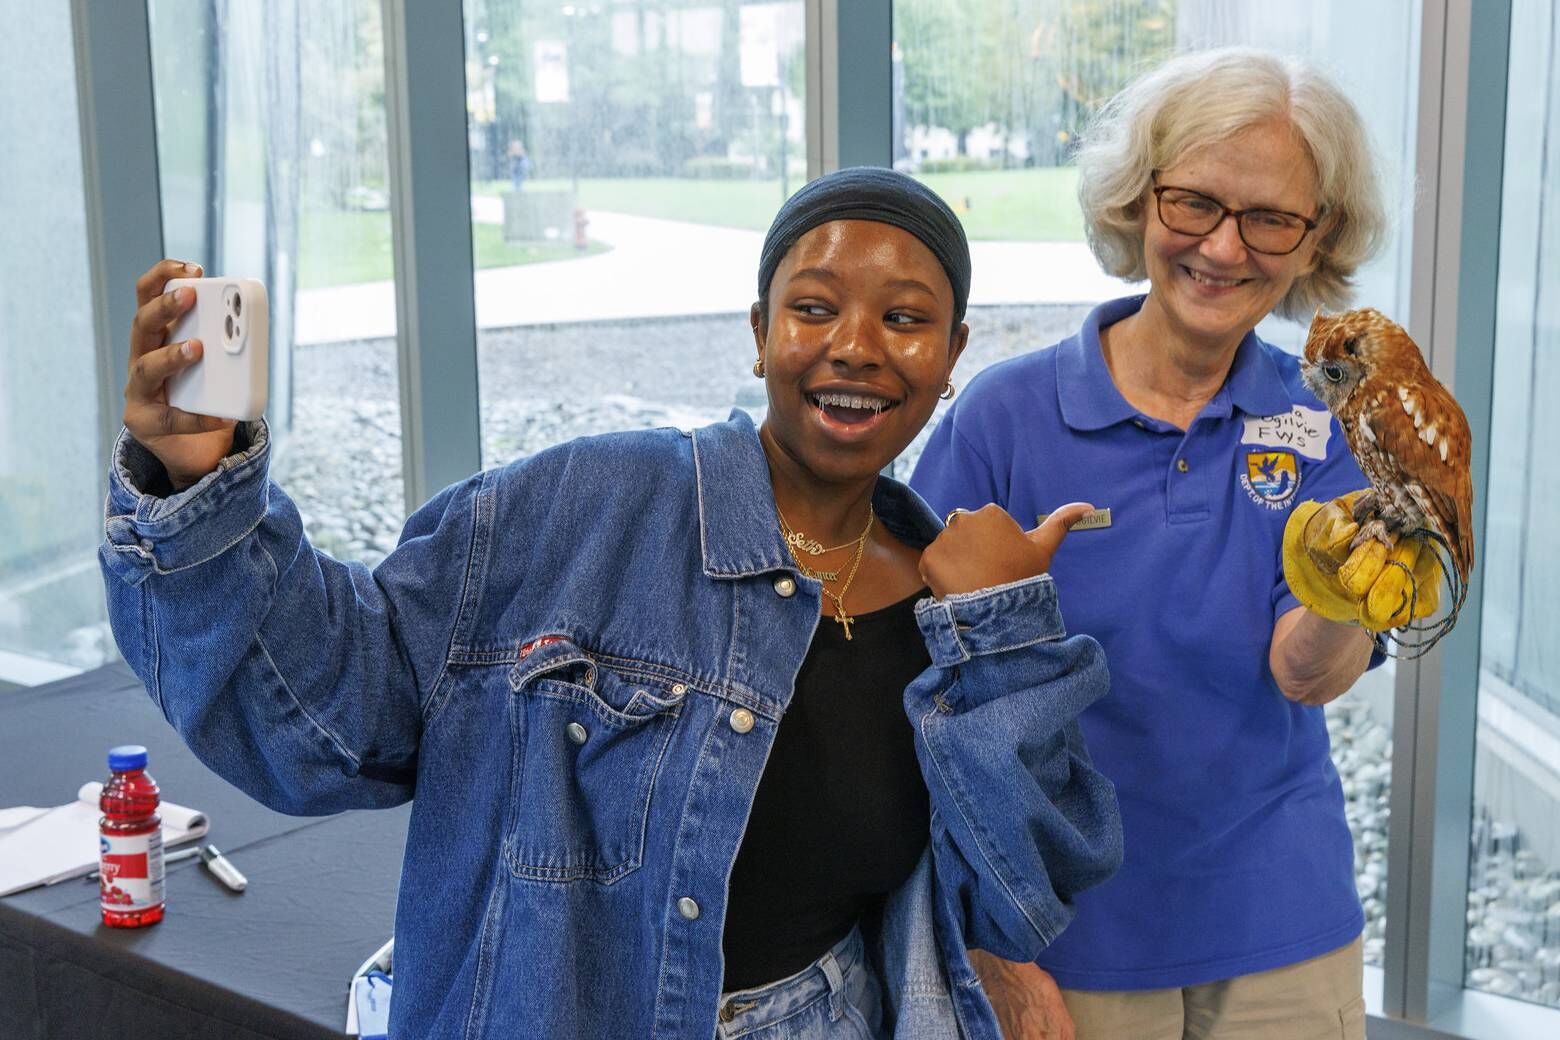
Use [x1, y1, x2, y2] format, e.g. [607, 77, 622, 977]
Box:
[1176, 458, 1190, 473]
[719, 999, 757, 1023]
[566, 722, 588, 745]
[671, 683, 688, 696]
[729, 708, 754, 734]
[677, 896, 700, 920]
[773, 575, 796, 598]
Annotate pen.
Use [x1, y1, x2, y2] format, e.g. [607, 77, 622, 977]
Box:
[198, 844, 248, 892]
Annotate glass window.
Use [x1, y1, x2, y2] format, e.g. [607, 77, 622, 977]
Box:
[1465, 0, 1560, 1010]
[463, 0, 807, 468]
[893, 0, 1421, 970]
[148, 0, 407, 565]
[0, 1, 104, 684]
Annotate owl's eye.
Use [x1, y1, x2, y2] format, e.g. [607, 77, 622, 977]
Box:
[1322, 364, 1345, 383]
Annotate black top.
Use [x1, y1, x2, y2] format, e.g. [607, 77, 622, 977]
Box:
[721, 588, 933, 991]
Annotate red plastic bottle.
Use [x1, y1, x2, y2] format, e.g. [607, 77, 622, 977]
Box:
[99, 745, 165, 927]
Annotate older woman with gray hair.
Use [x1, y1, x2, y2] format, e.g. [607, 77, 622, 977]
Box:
[913, 47, 1390, 1039]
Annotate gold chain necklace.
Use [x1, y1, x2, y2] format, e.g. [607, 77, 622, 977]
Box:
[775, 507, 867, 557]
[778, 507, 875, 640]
[775, 504, 863, 580]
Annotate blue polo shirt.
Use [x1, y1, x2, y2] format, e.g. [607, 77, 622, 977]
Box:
[911, 295, 1366, 990]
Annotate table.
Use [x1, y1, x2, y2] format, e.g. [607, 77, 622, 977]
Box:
[0, 663, 409, 1039]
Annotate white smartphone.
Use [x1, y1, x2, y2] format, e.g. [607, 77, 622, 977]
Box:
[164, 277, 269, 421]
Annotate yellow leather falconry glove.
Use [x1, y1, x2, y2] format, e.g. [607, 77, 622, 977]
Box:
[1282, 490, 1442, 633]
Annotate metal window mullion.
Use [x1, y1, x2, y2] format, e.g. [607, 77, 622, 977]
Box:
[1423, 0, 1509, 1021]
[805, 0, 831, 179]
[204, 0, 224, 271]
[807, 0, 892, 177]
[380, 0, 480, 513]
[1381, 0, 1450, 1018]
[72, 0, 165, 475]
[1383, 0, 1510, 1027]
[837, 0, 892, 170]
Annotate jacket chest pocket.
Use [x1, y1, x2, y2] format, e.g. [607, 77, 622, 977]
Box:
[506, 643, 685, 884]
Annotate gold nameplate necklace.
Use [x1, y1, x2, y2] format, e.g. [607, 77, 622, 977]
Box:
[776, 505, 875, 640]
[782, 525, 864, 558]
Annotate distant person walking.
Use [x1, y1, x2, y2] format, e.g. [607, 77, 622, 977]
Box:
[508, 138, 530, 192]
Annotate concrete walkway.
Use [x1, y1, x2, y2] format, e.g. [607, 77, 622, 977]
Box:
[293, 199, 1133, 346]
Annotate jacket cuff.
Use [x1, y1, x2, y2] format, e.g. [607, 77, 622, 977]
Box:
[914, 574, 1066, 668]
[102, 421, 271, 579]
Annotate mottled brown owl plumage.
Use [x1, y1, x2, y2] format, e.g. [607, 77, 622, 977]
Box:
[1301, 308, 1474, 591]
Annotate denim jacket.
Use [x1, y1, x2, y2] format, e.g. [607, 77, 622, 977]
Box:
[100, 411, 1122, 1040]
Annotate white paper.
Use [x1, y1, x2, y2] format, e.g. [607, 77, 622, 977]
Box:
[0, 785, 209, 897]
[0, 806, 50, 836]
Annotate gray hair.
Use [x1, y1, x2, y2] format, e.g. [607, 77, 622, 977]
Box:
[1075, 47, 1388, 320]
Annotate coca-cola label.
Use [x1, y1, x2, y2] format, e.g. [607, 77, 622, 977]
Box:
[99, 829, 164, 912]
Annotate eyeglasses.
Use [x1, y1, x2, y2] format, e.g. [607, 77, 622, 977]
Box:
[1151, 184, 1320, 256]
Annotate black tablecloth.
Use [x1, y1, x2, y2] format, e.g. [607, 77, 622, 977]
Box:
[0, 663, 408, 1039]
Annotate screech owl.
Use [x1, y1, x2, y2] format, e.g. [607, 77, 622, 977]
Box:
[1301, 308, 1474, 589]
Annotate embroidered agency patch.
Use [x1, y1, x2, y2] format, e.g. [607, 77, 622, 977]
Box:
[1240, 405, 1331, 461]
[1240, 450, 1301, 509]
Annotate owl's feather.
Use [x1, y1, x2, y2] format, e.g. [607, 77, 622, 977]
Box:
[1357, 380, 1472, 581]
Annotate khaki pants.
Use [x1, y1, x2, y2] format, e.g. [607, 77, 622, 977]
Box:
[1061, 939, 1365, 1040]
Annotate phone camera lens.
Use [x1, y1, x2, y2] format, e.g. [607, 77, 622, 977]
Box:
[233, 294, 242, 317]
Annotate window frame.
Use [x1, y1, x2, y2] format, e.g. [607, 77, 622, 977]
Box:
[72, 0, 165, 464]
[1383, 0, 1512, 1032]
[381, 0, 482, 511]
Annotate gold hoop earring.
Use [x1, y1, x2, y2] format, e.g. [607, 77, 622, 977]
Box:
[753, 359, 765, 378]
[940, 381, 956, 400]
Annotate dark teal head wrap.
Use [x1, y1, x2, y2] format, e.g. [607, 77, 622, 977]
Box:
[757, 166, 971, 322]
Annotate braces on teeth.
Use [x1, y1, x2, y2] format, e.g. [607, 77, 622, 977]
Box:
[812, 392, 890, 413]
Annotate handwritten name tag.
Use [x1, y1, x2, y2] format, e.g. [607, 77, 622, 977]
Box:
[1241, 406, 1332, 461]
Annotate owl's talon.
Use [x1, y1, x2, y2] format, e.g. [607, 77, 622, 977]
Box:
[1351, 491, 1380, 525]
[1350, 518, 1394, 552]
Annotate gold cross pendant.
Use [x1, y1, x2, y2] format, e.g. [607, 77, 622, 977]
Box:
[834, 608, 854, 640]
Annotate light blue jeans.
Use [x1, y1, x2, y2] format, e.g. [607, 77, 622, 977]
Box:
[716, 926, 887, 1040]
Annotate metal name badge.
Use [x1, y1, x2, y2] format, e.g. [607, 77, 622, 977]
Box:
[1036, 507, 1112, 531]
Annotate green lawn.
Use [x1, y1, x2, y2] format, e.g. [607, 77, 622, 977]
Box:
[474, 167, 1085, 242]
[299, 167, 1085, 289]
[476, 177, 797, 233]
[918, 167, 1084, 242]
[297, 209, 608, 290]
